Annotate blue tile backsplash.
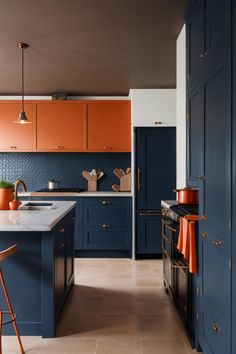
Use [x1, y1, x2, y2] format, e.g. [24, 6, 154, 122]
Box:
[0, 153, 131, 191]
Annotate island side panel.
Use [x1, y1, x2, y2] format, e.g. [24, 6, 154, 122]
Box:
[0, 231, 42, 335]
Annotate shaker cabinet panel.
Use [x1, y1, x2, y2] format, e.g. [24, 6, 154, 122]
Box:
[136, 128, 176, 210]
[37, 102, 87, 151]
[136, 212, 162, 254]
[186, 0, 204, 88]
[0, 102, 36, 151]
[187, 87, 204, 185]
[205, 0, 229, 64]
[204, 65, 231, 237]
[87, 101, 131, 152]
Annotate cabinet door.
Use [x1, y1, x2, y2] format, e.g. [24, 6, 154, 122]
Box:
[0, 102, 36, 151]
[199, 64, 231, 354]
[186, 0, 204, 89]
[187, 87, 204, 186]
[205, 0, 229, 64]
[136, 212, 162, 254]
[87, 101, 131, 152]
[66, 211, 75, 286]
[37, 102, 86, 151]
[136, 128, 176, 210]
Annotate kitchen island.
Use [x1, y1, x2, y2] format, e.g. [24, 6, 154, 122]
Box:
[0, 201, 76, 338]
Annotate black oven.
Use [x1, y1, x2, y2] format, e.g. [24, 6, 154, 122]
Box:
[161, 204, 198, 346]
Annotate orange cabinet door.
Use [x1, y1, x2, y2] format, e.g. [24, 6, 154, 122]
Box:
[87, 101, 131, 152]
[37, 102, 87, 151]
[0, 102, 36, 151]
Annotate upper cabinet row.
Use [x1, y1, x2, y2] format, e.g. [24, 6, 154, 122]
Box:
[0, 100, 131, 152]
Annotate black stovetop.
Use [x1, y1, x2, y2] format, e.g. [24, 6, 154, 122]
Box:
[170, 204, 199, 218]
[36, 188, 84, 193]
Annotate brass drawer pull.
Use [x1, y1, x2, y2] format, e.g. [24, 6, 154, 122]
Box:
[212, 240, 222, 247]
[103, 146, 112, 150]
[102, 200, 112, 206]
[10, 146, 17, 149]
[154, 121, 162, 125]
[137, 168, 142, 191]
[101, 224, 112, 229]
[202, 232, 208, 238]
[59, 227, 65, 233]
[200, 52, 205, 59]
[212, 322, 220, 332]
[55, 145, 65, 149]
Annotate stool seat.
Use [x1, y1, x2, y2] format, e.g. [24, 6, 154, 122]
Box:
[0, 244, 24, 354]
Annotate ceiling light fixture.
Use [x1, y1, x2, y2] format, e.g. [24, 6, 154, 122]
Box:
[14, 42, 31, 124]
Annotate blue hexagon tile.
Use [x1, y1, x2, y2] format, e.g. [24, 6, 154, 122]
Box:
[0, 153, 131, 191]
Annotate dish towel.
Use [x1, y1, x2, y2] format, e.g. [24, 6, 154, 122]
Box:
[177, 214, 199, 274]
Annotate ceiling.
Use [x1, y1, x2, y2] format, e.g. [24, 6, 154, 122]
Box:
[0, 0, 187, 96]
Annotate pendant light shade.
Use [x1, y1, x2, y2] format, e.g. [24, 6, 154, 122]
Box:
[14, 42, 31, 124]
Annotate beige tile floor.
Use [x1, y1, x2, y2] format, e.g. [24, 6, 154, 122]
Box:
[3, 259, 199, 354]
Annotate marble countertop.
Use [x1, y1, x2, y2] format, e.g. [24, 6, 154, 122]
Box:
[19, 191, 133, 197]
[0, 201, 76, 232]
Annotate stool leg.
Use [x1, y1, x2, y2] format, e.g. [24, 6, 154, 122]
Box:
[0, 309, 2, 354]
[0, 271, 24, 354]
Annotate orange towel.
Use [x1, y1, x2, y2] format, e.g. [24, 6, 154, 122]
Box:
[177, 215, 199, 274]
[189, 221, 197, 273]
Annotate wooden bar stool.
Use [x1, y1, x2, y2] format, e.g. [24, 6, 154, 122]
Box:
[0, 245, 24, 354]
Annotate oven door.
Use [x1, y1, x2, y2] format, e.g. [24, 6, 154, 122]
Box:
[172, 259, 192, 333]
[161, 217, 178, 294]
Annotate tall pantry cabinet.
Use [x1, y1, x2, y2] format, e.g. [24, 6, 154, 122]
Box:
[185, 1, 232, 353]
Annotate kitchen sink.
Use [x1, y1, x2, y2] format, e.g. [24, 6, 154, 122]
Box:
[20, 202, 56, 210]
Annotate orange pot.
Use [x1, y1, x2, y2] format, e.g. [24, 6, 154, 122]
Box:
[0, 188, 14, 210]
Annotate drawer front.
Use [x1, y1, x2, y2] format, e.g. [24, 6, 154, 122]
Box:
[83, 197, 131, 227]
[83, 228, 129, 250]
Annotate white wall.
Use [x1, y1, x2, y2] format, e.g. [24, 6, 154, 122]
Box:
[176, 25, 186, 188]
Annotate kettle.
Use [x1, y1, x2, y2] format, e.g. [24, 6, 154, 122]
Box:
[48, 179, 60, 190]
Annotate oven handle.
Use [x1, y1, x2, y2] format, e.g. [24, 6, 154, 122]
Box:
[162, 233, 172, 244]
[162, 218, 177, 232]
[172, 259, 189, 273]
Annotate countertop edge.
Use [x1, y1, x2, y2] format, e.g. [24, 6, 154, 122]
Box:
[19, 191, 133, 197]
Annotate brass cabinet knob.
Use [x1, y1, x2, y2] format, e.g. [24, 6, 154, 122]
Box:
[101, 224, 112, 229]
[102, 200, 112, 206]
[10, 146, 17, 149]
[200, 53, 205, 58]
[197, 175, 205, 180]
[201, 214, 207, 221]
[212, 240, 222, 247]
[55, 146, 65, 149]
[202, 232, 208, 238]
[212, 322, 220, 332]
[59, 227, 65, 233]
[59, 242, 65, 249]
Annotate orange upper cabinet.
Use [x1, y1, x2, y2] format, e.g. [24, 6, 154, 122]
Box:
[37, 102, 86, 151]
[87, 101, 131, 152]
[0, 102, 36, 151]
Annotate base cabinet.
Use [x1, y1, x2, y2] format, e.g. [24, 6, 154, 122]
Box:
[136, 211, 162, 255]
[0, 208, 75, 338]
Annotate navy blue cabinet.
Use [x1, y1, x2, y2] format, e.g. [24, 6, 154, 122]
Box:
[185, 1, 232, 353]
[135, 128, 176, 210]
[81, 197, 132, 257]
[136, 211, 162, 254]
[135, 127, 176, 256]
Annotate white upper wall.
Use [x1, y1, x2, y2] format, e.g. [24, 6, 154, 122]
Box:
[176, 25, 186, 189]
[129, 89, 176, 127]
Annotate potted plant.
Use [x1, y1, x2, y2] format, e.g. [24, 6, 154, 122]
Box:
[0, 180, 14, 210]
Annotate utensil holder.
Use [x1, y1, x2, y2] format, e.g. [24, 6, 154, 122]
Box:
[88, 181, 97, 192]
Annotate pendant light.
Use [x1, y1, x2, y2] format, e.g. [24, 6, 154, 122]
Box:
[14, 42, 31, 124]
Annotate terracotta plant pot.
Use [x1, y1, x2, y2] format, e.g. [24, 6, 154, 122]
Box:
[0, 188, 14, 210]
[9, 199, 22, 210]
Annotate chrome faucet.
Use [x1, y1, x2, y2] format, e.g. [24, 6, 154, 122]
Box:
[14, 179, 27, 200]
